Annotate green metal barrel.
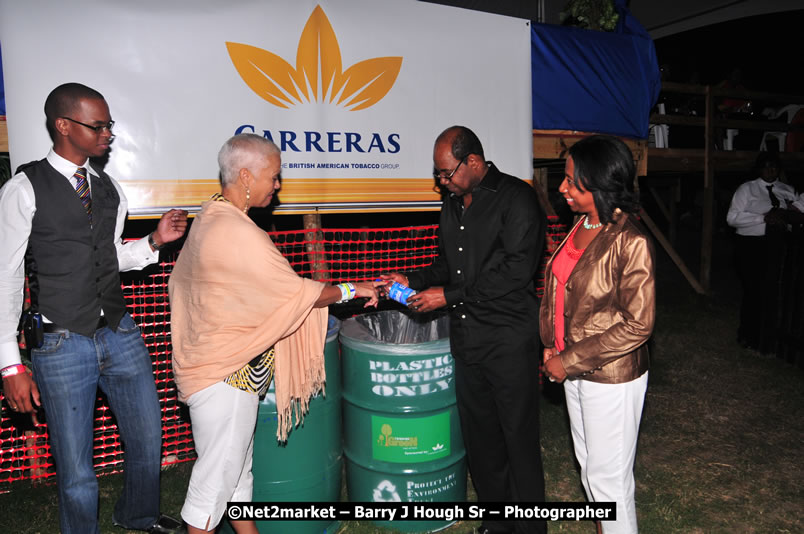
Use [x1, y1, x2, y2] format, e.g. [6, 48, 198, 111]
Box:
[246, 315, 343, 534]
[340, 310, 466, 533]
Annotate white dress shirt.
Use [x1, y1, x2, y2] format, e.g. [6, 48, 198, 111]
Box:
[726, 178, 798, 236]
[0, 149, 158, 369]
[794, 193, 804, 213]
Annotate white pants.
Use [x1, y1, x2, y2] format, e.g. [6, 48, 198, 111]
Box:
[564, 371, 648, 534]
[182, 381, 259, 530]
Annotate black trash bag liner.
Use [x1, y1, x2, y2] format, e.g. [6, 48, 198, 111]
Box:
[341, 309, 449, 346]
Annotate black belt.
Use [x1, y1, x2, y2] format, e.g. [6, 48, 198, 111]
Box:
[43, 316, 108, 334]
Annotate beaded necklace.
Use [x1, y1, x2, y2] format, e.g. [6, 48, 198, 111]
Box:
[582, 215, 602, 230]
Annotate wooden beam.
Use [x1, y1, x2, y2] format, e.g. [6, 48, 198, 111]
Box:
[0, 118, 7, 153]
[648, 148, 804, 173]
[650, 113, 804, 132]
[648, 186, 671, 222]
[716, 118, 804, 132]
[669, 179, 680, 246]
[649, 113, 704, 127]
[661, 81, 804, 104]
[640, 208, 706, 295]
[533, 130, 648, 176]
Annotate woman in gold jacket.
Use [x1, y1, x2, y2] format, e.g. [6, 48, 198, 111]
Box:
[540, 135, 655, 534]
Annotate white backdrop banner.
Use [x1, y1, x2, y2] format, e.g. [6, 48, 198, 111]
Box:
[0, 0, 532, 215]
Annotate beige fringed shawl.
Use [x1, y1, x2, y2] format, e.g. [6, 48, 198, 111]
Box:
[169, 200, 327, 440]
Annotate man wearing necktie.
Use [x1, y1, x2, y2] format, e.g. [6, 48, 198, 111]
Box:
[0, 83, 188, 534]
[727, 152, 800, 352]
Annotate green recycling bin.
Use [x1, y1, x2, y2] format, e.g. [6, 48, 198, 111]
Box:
[245, 315, 343, 534]
[341, 310, 466, 533]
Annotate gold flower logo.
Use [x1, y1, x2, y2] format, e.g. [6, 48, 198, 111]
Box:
[227, 5, 403, 111]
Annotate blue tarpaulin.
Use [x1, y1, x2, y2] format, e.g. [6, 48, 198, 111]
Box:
[531, 2, 660, 139]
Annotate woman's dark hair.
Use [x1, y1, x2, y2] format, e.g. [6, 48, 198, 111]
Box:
[567, 134, 640, 224]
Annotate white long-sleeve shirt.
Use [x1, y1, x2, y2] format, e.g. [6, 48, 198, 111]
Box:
[726, 178, 798, 236]
[794, 193, 804, 213]
[0, 149, 158, 369]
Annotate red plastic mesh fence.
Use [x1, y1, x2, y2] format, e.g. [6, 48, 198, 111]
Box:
[0, 219, 565, 490]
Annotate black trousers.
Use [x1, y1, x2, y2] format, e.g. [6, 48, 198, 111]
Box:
[734, 233, 786, 352]
[734, 235, 767, 348]
[454, 339, 546, 534]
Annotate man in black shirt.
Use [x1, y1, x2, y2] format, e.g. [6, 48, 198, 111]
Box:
[384, 126, 547, 534]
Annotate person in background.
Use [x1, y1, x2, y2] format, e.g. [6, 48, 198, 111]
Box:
[382, 125, 547, 534]
[169, 133, 381, 534]
[541, 134, 654, 534]
[726, 151, 798, 351]
[0, 82, 187, 534]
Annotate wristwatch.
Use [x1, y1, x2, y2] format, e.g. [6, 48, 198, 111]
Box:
[148, 232, 163, 251]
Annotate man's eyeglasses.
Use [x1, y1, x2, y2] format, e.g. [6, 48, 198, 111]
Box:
[61, 117, 115, 134]
[433, 156, 467, 181]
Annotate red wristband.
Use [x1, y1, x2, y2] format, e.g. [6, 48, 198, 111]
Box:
[1, 364, 28, 379]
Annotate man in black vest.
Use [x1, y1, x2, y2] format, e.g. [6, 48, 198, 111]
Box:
[0, 83, 188, 534]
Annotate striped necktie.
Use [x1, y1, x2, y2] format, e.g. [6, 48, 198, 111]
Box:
[73, 167, 92, 224]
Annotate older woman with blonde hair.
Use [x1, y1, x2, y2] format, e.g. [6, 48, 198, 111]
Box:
[169, 133, 381, 534]
[541, 135, 655, 534]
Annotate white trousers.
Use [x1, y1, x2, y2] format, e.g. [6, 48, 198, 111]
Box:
[181, 381, 259, 530]
[564, 371, 648, 534]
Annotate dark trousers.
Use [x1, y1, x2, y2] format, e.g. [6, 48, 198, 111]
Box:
[735, 233, 786, 352]
[31, 313, 162, 534]
[735, 235, 767, 348]
[454, 340, 546, 534]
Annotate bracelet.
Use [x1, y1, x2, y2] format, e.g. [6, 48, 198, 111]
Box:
[148, 232, 162, 251]
[1, 364, 28, 379]
[336, 283, 356, 303]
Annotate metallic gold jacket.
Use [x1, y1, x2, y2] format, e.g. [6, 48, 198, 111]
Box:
[539, 210, 655, 384]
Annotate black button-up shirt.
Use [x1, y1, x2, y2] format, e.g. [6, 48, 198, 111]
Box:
[406, 163, 546, 363]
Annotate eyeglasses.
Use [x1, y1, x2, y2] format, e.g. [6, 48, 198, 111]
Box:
[433, 156, 467, 181]
[61, 117, 115, 134]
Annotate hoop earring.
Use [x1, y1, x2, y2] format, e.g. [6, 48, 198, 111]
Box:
[244, 187, 250, 213]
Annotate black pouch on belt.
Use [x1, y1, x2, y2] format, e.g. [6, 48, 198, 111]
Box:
[20, 241, 44, 350]
[19, 310, 44, 350]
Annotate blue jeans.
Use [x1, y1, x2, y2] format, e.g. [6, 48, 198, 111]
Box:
[31, 313, 163, 534]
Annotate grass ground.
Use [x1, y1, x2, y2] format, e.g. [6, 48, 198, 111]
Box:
[2, 233, 802, 533]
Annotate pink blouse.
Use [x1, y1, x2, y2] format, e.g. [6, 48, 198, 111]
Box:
[552, 224, 585, 353]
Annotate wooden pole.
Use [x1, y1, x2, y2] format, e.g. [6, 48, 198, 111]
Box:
[640, 208, 706, 295]
[700, 86, 715, 294]
[303, 212, 328, 282]
[669, 178, 680, 246]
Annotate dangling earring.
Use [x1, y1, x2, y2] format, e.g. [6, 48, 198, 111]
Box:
[243, 187, 250, 213]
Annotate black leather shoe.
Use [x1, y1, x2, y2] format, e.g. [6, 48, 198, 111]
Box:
[148, 514, 185, 534]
